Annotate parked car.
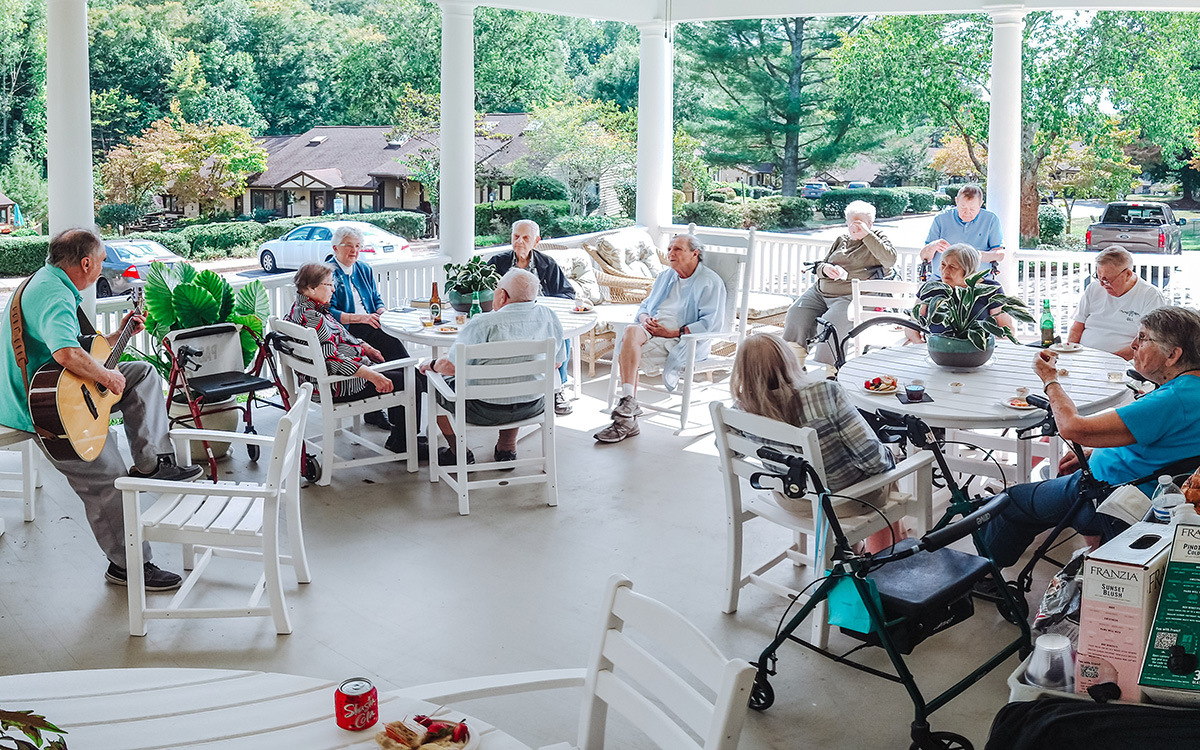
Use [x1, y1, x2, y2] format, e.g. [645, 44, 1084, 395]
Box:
[256, 220, 411, 273]
[1085, 201, 1186, 255]
[97, 239, 185, 298]
[846, 181, 871, 189]
[801, 181, 830, 199]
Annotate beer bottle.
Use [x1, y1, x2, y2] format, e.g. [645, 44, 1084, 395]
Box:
[430, 282, 443, 324]
[1040, 300, 1055, 347]
[469, 291, 482, 318]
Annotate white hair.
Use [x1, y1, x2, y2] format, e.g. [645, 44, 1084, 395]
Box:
[332, 225, 364, 246]
[499, 267, 539, 302]
[511, 219, 540, 237]
[844, 200, 876, 223]
[1096, 245, 1133, 270]
[942, 242, 980, 274]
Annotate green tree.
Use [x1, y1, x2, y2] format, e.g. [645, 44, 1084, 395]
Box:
[0, 0, 45, 164]
[1041, 124, 1139, 231]
[678, 16, 883, 197]
[0, 146, 48, 227]
[474, 7, 568, 113]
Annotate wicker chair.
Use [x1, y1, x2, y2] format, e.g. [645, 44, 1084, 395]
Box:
[583, 245, 655, 304]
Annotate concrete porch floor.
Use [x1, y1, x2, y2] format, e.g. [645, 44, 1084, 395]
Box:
[0, 367, 1043, 750]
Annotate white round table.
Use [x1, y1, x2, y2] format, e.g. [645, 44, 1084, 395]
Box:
[0, 668, 532, 750]
[380, 296, 599, 399]
[837, 341, 1133, 482]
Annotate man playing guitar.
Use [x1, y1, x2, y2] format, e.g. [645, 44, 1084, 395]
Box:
[0, 229, 203, 591]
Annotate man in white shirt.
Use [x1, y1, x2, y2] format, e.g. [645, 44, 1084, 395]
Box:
[1069, 246, 1165, 360]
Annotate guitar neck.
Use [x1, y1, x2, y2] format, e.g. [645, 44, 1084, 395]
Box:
[102, 296, 143, 369]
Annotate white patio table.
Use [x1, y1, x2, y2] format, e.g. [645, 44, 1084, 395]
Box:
[381, 296, 597, 400]
[837, 341, 1133, 483]
[0, 668, 531, 750]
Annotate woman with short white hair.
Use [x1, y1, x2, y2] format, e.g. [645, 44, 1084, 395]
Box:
[782, 199, 898, 365]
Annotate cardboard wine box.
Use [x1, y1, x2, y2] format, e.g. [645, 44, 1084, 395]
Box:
[1075, 522, 1172, 702]
[1139, 523, 1200, 705]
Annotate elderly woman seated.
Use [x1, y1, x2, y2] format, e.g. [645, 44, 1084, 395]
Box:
[731, 333, 897, 517]
[782, 200, 898, 365]
[981, 306, 1200, 569]
[905, 242, 1017, 343]
[286, 262, 424, 458]
[325, 224, 425, 430]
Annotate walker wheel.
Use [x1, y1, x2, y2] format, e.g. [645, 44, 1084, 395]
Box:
[748, 672, 774, 711]
[910, 731, 973, 750]
[302, 455, 321, 482]
[996, 581, 1030, 625]
[245, 427, 260, 461]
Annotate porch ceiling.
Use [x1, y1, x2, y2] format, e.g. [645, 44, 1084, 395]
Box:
[473, 0, 1200, 23]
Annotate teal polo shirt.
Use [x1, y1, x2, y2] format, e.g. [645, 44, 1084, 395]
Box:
[925, 207, 1004, 279]
[0, 264, 86, 432]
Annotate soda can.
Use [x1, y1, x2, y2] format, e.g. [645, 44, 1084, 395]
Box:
[335, 677, 378, 731]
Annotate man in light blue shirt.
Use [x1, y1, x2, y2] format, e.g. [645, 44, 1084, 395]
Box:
[922, 184, 1005, 280]
[420, 268, 566, 465]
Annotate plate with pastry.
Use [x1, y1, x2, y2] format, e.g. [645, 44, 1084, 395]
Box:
[376, 716, 478, 750]
[862, 375, 899, 394]
[1001, 397, 1040, 411]
[1049, 342, 1083, 353]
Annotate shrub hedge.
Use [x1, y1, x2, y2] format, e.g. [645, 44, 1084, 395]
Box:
[553, 215, 632, 236]
[0, 236, 50, 276]
[181, 222, 267, 257]
[474, 234, 508, 248]
[778, 197, 814, 228]
[511, 176, 569, 202]
[1038, 203, 1067, 244]
[474, 199, 571, 236]
[934, 194, 953, 209]
[258, 211, 427, 243]
[818, 188, 910, 219]
[677, 201, 744, 229]
[894, 186, 937, 213]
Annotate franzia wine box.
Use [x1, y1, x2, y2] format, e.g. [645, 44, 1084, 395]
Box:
[1139, 523, 1200, 705]
[1076, 522, 1171, 702]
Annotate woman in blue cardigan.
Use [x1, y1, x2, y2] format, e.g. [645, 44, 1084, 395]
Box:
[326, 225, 426, 455]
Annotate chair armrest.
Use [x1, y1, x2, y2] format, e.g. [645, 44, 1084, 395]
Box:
[369, 356, 419, 374]
[387, 668, 586, 703]
[681, 329, 734, 343]
[425, 371, 456, 400]
[837, 450, 935, 500]
[168, 428, 275, 451]
[114, 476, 270, 496]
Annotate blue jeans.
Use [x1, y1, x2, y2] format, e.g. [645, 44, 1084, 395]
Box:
[558, 339, 570, 385]
[979, 471, 1127, 568]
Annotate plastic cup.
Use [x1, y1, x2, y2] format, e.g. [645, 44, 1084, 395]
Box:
[949, 382, 963, 394]
[455, 313, 467, 326]
[419, 315, 433, 328]
[905, 384, 926, 402]
[1026, 633, 1074, 690]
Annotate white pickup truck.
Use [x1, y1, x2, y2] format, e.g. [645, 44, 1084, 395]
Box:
[1085, 201, 1186, 255]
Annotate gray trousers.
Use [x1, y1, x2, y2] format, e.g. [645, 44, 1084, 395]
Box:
[782, 287, 853, 365]
[40, 361, 171, 568]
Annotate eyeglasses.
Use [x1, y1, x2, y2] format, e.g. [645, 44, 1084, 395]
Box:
[1134, 331, 1158, 345]
[1093, 268, 1131, 286]
[319, 281, 335, 288]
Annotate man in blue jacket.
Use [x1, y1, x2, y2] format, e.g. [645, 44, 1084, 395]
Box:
[594, 234, 726, 443]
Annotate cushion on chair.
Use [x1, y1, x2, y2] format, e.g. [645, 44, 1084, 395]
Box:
[595, 228, 663, 279]
[747, 291, 794, 320]
[542, 247, 602, 304]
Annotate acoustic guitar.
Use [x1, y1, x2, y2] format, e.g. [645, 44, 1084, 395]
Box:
[28, 291, 144, 462]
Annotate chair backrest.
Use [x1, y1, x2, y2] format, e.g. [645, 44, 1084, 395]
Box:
[263, 382, 312, 491]
[450, 337, 558, 404]
[850, 279, 920, 328]
[687, 225, 756, 343]
[268, 316, 334, 402]
[164, 323, 247, 377]
[577, 575, 755, 750]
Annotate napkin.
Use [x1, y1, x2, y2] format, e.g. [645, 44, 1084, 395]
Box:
[1097, 484, 1150, 526]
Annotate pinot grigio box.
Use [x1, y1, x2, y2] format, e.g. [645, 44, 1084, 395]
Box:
[1076, 522, 1172, 702]
[1139, 523, 1200, 705]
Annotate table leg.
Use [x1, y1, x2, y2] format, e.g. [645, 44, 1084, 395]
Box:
[570, 333, 582, 400]
[1016, 436, 1033, 484]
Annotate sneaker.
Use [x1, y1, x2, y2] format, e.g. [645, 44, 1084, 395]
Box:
[364, 411, 392, 430]
[554, 391, 573, 416]
[129, 454, 204, 482]
[385, 434, 429, 460]
[437, 447, 476, 466]
[611, 395, 643, 419]
[105, 561, 183, 592]
[593, 416, 640, 443]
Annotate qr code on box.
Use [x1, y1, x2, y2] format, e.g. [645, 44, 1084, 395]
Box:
[1154, 631, 1178, 650]
[1080, 664, 1099, 679]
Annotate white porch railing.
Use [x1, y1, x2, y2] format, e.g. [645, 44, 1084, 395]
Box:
[95, 255, 445, 356]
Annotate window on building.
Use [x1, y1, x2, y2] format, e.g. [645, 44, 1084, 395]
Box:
[250, 190, 284, 215]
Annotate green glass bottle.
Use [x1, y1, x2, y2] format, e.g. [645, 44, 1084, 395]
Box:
[469, 290, 482, 318]
[1040, 299, 1055, 347]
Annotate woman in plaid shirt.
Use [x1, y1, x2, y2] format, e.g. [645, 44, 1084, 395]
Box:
[730, 333, 895, 509]
[286, 263, 422, 456]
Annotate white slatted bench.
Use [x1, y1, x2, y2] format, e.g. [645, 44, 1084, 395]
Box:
[0, 426, 39, 537]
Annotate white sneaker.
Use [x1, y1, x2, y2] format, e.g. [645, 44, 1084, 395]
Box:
[611, 395, 643, 419]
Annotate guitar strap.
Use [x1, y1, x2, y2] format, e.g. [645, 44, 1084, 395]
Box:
[8, 276, 32, 394]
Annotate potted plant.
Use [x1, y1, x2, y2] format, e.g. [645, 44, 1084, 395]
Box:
[134, 261, 271, 458]
[443, 256, 500, 312]
[1, 708, 67, 748]
[910, 270, 1034, 369]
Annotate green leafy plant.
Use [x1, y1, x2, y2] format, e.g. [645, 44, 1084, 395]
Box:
[142, 260, 270, 367]
[443, 256, 500, 296]
[911, 271, 1035, 350]
[0, 708, 68, 749]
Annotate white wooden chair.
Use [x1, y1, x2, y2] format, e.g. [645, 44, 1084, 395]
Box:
[848, 278, 920, 358]
[605, 229, 755, 432]
[427, 337, 558, 515]
[391, 574, 755, 750]
[0, 430, 40, 536]
[710, 402, 935, 648]
[114, 383, 314, 637]
[269, 316, 418, 486]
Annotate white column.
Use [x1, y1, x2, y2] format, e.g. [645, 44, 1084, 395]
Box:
[987, 9, 1024, 293]
[438, 0, 475, 266]
[46, 0, 97, 310]
[635, 21, 673, 241]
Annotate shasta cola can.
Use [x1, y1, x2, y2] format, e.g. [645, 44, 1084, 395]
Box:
[335, 677, 378, 730]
